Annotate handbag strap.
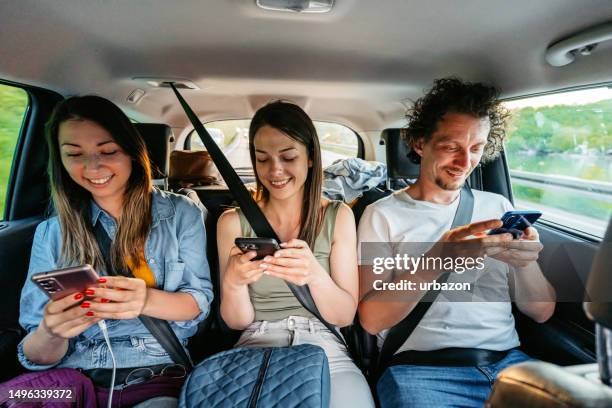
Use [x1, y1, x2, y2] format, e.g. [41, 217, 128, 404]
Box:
[377, 185, 474, 370]
[93, 221, 193, 370]
[169, 84, 347, 347]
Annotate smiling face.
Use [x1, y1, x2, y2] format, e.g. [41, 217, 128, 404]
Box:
[253, 125, 312, 202]
[58, 119, 132, 206]
[414, 112, 490, 191]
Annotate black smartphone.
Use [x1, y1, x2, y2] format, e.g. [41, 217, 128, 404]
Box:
[31, 264, 100, 301]
[488, 210, 542, 238]
[235, 237, 281, 260]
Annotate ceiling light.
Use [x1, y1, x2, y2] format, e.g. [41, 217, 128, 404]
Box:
[256, 0, 334, 13]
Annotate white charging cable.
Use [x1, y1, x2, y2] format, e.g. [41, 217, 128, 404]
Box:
[98, 320, 116, 408]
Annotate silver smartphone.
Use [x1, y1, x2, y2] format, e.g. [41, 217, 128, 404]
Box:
[31, 264, 100, 301]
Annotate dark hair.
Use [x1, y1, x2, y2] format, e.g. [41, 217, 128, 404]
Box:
[248, 101, 323, 248]
[403, 77, 510, 163]
[45, 95, 152, 274]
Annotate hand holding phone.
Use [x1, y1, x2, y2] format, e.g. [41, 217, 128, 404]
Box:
[32, 264, 100, 301]
[487, 210, 542, 239]
[31, 265, 102, 339]
[484, 211, 544, 268]
[82, 275, 148, 320]
[222, 238, 273, 287]
[256, 238, 326, 287]
[235, 237, 281, 260]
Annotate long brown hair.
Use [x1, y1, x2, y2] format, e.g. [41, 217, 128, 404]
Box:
[249, 101, 323, 248]
[45, 95, 152, 274]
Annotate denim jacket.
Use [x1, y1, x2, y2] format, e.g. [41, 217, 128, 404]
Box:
[18, 188, 213, 370]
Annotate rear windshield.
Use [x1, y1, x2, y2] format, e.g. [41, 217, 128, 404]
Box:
[185, 120, 360, 172]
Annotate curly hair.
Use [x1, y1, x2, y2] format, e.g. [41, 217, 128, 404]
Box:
[402, 77, 510, 164]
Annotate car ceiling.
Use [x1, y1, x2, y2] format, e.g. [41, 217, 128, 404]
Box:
[1, 0, 612, 135]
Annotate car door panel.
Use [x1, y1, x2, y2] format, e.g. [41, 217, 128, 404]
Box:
[0, 83, 61, 379]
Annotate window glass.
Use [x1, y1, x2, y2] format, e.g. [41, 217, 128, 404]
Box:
[503, 87, 612, 237]
[0, 84, 28, 219]
[187, 119, 360, 170]
[315, 121, 360, 167]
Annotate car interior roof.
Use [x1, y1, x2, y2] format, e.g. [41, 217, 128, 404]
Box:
[2, 0, 612, 135]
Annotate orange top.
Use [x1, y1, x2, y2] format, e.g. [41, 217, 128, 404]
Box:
[126, 251, 156, 288]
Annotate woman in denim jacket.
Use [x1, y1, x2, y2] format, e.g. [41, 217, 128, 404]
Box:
[2, 96, 212, 407]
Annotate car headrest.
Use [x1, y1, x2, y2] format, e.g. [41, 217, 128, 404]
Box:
[584, 216, 612, 329]
[134, 123, 173, 179]
[380, 128, 420, 180]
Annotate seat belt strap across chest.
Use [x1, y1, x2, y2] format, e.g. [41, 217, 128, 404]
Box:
[169, 84, 347, 347]
[93, 221, 193, 369]
[377, 185, 474, 370]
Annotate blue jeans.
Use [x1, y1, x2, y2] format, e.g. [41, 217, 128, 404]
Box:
[377, 349, 531, 408]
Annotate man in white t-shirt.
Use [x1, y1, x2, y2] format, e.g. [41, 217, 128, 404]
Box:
[357, 77, 556, 407]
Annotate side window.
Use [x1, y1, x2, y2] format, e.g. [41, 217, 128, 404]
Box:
[0, 83, 28, 220]
[186, 119, 360, 170]
[503, 87, 612, 238]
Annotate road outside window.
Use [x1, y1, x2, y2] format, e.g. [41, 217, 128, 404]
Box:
[0, 84, 28, 220]
[503, 87, 612, 238]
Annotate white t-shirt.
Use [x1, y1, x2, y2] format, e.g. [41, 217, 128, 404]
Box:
[357, 188, 520, 353]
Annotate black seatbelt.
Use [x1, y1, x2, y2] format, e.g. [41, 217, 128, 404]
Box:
[169, 84, 347, 346]
[93, 222, 193, 370]
[376, 185, 474, 371]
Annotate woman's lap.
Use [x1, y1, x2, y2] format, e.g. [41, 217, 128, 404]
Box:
[236, 317, 375, 408]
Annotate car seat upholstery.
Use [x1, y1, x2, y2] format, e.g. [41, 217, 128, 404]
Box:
[134, 123, 172, 185]
[352, 128, 419, 225]
[380, 128, 420, 189]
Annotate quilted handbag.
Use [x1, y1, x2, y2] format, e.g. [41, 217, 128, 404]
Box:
[179, 344, 330, 408]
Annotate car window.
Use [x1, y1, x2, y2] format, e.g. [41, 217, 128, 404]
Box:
[503, 87, 612, 238]
[186, 119, 360, 171]
[0, 83, 28, 220]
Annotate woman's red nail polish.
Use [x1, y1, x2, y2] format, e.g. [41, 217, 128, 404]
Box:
[101, 298, 110, 303]
[80, 302, 90, 308]
[74, 293, 84, 300]
[86, 311, 94, 317]
[98, 278, 107, 283]
[85, 289, 95, 296]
